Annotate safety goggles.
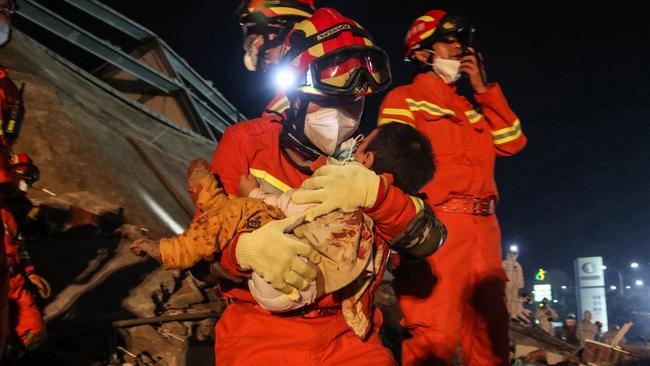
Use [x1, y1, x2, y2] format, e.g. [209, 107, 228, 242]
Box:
[433, 14, 475, 48]
[300, 46, 391, 96]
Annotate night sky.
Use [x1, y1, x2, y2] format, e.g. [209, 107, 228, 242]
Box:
[93, 1, 650, 283]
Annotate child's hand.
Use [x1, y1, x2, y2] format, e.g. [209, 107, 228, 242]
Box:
[187, 159, 211, 202]
[130, 238, 162, 263]
[238, 174, 259, 197]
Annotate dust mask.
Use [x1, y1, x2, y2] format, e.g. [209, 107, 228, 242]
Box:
[433, 57, 461, 84]
[304, 105, 362, 156]
[423, 50, 461, 84]
[0, 20, 10, 47]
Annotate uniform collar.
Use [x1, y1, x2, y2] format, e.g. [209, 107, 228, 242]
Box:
[414, 72, 457, 92]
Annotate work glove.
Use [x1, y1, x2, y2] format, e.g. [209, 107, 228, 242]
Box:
[235, 215, 321, 300]
[292, 162, 380, 222]
[130, 238, 162, 263]
[27, 273, 51, 299]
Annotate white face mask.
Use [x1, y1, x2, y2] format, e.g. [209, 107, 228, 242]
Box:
[0, 20, 10, 47]
[433, 57, 461, 84]
[304, 103, 363, 156]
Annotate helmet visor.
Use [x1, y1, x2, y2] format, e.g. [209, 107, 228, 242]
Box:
[306, 46, 391, 96]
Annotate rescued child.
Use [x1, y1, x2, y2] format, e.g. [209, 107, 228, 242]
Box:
[130, 123, 440, 335]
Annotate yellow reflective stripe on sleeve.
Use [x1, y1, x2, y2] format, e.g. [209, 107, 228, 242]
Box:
[492, 119, 522, 145]
[382, 108, 414, 120]
[378, 118, 415, 127]
[270, 7, 313, 18]
[268, 96, 290, 113]
[410, 196, 424, 215]
[249, 168, 292, 193]
[465, 110, 482, 124]
[406, 98, 456, 117]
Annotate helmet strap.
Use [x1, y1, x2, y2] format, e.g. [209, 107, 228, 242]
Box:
[279, 93, 323, 171]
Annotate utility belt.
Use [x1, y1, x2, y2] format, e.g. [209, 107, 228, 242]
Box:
[226, 297, 341, 318]
[436, 195, 497, 216]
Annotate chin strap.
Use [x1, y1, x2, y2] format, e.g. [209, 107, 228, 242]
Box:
[279, 94, 325, 174]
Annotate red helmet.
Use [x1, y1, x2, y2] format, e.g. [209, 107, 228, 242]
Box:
[239, 0, 315, 72]
[277, 7, 391, 97]
[239, 0, 315, 24]
[404, 9, 474, 59]
[10, 152, 39, 183]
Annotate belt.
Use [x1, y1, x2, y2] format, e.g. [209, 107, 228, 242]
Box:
[226, 297, 340, 318]
[437, 195, 496, 216]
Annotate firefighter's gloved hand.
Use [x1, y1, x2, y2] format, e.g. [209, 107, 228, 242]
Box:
[293, 162, 380, 222]
[130, 238, 162, 263]
[236, 215, 321, 300]
[27, 273, 51, 299]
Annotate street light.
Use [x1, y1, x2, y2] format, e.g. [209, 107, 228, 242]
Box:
[603, 266, 625, 295]
[631, 262, 640, 269]
[626, 285, 632, 289]
[561, 285, 567, 290]
[635, 279, 644, 287]
[610, 285, 617, 290]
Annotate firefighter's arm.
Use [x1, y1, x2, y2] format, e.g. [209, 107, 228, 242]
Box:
[377, 89, 416, 127]
[210, 124, 250, 195]
[20, 246, 51, 299]
[474, 83, 527, 156]
[365, 179, 446, 259]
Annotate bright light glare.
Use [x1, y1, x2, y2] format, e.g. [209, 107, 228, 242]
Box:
[610, 285, 617, 290]
[626, 285, 632, 289]
[552, 299, 558, 303]
[631, 262, 640, 269]
[635, 279, 644, 286]
[275, 68, 297, 90]
[602, 265, 607, 270]
[509, 245, 519, 253]
[561, 285, 567, 289]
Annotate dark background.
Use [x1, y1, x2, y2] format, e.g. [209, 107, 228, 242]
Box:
[21, 1, 650, 286]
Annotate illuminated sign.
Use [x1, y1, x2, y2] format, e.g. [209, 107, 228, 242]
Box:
[535, 268, 546, 281]
[533, 284, 552, 302]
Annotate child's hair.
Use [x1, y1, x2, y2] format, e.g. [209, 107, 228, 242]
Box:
[364, 123, 434, 195]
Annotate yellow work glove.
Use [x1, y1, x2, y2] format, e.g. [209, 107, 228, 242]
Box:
[292, 162, 380, 222]
[235, 215, 321, 300]
[27, 273, 51, 299]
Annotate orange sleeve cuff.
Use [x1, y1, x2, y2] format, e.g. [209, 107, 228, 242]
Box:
[220, 235, 251, 278]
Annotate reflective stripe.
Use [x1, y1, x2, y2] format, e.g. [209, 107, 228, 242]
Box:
[249, 168, 292, 193]
[410, 196, 424, 215]
[268, 96, 290, 113]
[465, 110, 482, 124]
[270, 7, 313, 18]
[378, 118, 414, 127]
[492, 119, 522, 145]
[406, 98, 456, 117]
[382, 108, 414, 120]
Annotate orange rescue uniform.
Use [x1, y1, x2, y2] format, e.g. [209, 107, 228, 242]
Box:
[210, 115, 424, 365]
[2, 208, 45, 348]
[379, 73, 526, 366]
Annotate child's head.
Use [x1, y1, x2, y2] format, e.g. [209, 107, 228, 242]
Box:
[355, 123, 434, 195]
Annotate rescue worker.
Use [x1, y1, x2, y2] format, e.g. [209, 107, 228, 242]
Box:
[378, 9, 527, 366]
[503, 245, 524, 316]
[210, 8, 444, 365]
[0, 0, 18, 357]
[535, 298, 558, 335]
[3, 153, 49, 355]
[238, 0, 315, 115]
[576, 310, 598, 346]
